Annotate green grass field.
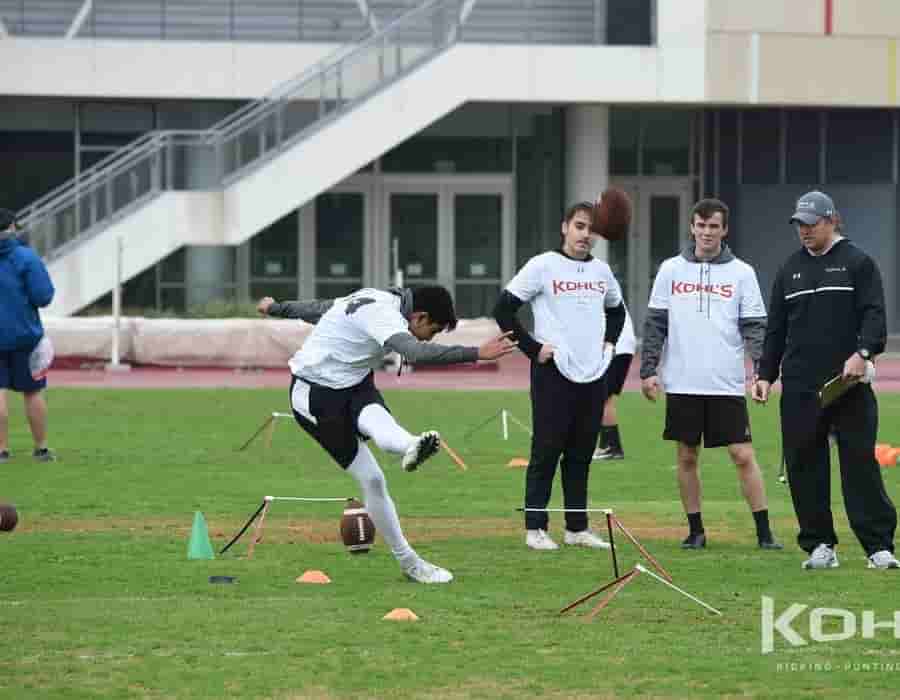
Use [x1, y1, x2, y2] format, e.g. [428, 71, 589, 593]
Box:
[2, 387, 900, 699]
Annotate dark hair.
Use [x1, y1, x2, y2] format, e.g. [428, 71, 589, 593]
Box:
[411, 285, 458, 331]
[690, 198, 729, 229]
[563, 201, 594, 224]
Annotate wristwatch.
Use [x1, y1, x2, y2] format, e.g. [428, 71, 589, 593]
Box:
[858, 348, 872, 360]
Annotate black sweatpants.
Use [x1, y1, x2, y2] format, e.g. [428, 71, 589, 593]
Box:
[781, 383, 897, 556]
[525, 360, 607, 532]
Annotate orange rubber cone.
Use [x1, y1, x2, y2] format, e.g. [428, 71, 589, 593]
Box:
[296, 570, 331, 584]
[382, 608, 419, 621]
[507, 458, 528, 468]
[875, 444, 891, 464]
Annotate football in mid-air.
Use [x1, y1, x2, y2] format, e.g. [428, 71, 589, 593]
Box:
[0, 503, 18, 532]
[591, 187, 632, 241]
[340, 499, 376, 554]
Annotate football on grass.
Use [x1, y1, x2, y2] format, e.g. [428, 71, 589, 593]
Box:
[340, 499, 375, 554]
[0, 503, 18, 532]
[591, 187, 632, 241]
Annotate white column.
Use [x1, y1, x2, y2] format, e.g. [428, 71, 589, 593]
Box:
[565, 104, 609, 259]
[186, 246, 233, 307]
[298, 202, 316, 299]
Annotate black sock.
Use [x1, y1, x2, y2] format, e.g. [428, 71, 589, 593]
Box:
[753, 509, 772, 541]
[608, 425, 622, 452]
[687, 512, 704, 535]
[597, 425, 614, 449]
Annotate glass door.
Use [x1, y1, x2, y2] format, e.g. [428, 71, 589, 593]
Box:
[451, 191, 510, 318]
[314, 191, 366, 299]
[389, 192, 440, 288]
[381, 178, 513, 318]
[609, 179, 692, 334]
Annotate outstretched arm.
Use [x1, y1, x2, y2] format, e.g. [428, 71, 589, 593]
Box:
[257, 296, 334, 324]
[384, 331, 516, 366]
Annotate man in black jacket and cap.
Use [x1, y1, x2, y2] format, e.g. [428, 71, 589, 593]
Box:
[754, 191, 898, 570]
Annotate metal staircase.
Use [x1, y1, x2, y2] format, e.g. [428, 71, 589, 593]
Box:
[16, 0, 465, 265]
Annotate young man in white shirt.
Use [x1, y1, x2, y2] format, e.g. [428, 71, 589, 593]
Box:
[593, 306, 635, 461]
[494, 201, 626, 551]
[640, 198, 781, 550]
[259, 285, 515, 582]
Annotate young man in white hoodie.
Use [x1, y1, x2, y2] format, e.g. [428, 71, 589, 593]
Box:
[640, 198, 781, 551]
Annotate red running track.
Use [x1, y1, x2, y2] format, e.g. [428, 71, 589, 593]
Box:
[48, 354, 900, 392]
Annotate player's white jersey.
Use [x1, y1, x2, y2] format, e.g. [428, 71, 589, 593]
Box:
[616, 307, 636, 356]
[506, 251, 623, 383]
[289, 289, 407, 389]
[649, 255, 766, 396]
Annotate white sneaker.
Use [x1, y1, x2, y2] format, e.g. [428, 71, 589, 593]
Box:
[401, 431, 441, 472]
[525, 529, 559, 551]
[802, 544, 839, 570]
[867, 550, 900, 569]
[403, 559, 453, 584]
[564, 529, 611, 550]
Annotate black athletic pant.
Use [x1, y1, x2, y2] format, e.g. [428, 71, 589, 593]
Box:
[781, 383, 897, 556]
[525, 360, 607, 532]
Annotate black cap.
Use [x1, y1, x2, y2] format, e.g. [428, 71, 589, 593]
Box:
[0, 208, 18, 232]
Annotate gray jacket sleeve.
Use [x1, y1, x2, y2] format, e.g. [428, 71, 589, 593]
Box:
[739, 316, 767, 367]
[266, 299, 334, 324]
[384, 332, 479, 365]
[639, 308, 668, 379]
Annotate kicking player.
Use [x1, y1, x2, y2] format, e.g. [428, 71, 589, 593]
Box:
[258, 286, 515, 583]
[641, 198, 781, 550]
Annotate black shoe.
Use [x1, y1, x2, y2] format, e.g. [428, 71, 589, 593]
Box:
[0, 450, 8, 464]
[33, 448, 56, 463]
[592, 447, 624, 461]
[758, 538, 784, 550]
[681, 532, 706, 549]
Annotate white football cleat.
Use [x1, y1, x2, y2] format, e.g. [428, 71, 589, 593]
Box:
[564, 529, 611, 549]
[404, 559, 453, 584]
[402, 431, 441, 472]
[867, 550, 900, 569]
[526, 529, 559, 551]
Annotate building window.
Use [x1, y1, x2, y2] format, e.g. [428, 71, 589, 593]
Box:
[786, 110, 821, 185]
[609, 108, 640, 175]
[643, 110, 690, 176]
[607, 0, 654, 46]
[826, 109, 893, 184]
[741, 110, 780, 184]
[718, 110, 739, 185]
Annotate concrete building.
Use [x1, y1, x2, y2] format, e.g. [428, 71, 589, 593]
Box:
[2, 0, 899, 337]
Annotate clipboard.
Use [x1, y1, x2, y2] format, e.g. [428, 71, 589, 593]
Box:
[818, 374, 858, 408]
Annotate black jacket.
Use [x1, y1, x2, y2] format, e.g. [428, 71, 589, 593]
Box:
[757, 238, 886, 392]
